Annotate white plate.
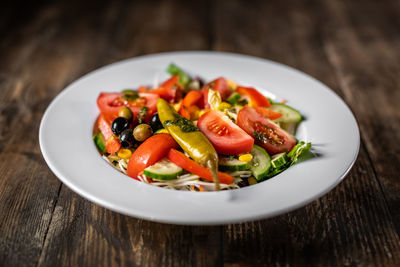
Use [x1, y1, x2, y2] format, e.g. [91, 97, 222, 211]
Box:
[39, 51, 359, 225]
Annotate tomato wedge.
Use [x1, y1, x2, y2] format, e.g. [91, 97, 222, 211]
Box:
[255, 106, 282, 120]
[197, 110, 253, 155]
[237, 106, 296, 155]
[97, 115, 121, 154]
[237, 86, 270, 107]
[127, 133, 178, 179]
[97, 92, 158, 122]
[167, 149, 234, 184]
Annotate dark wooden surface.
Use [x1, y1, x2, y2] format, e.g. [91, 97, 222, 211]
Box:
[1, 0, 400, 266]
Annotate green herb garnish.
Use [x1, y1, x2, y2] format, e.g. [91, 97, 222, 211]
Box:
[137, 106, 148, 124]
[165, 114, 199, 132]
[237, 99, 248, 106]
[121, 89, 139, 101]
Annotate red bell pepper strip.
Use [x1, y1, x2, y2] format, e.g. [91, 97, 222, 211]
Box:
[144, 75, 180, 102]
[255, 106, 282, 120]
[237, 86, 271, 107]
[127, 133, 179, 179]
[167, 149, 234, 184]
[179, 106, 191, 119]
[182, 90, 203, 107]
[179, 90, 203, 118]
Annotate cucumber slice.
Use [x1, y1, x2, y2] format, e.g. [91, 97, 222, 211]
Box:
[269, 103, 302, 135]
[226, 93, 241, 105]
[249, 145, 271, 181]
[219, 157, 250, 172]
[269, 103, 302, 123]
[93, 133, 106, 153]
[143, 158, 183, 180]
[271, 152, 289, 169]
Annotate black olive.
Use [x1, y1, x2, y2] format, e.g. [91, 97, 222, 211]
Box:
[111, 117, 129, 136]
[237, 179, 249, 188]
[119, 129, 135, 148]
[149, 113, 163, 132]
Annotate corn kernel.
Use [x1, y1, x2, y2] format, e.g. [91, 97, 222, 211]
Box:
[198, 109, 207, 118]
[219, 102, 231, 110]
[118, 149, 132, 159]
[248, 101, 255, 108]
[226, 79, 237, 90]
[173, 100, 182, 112]
[239, 154, 253, 163]
[248, 177, 257, 185]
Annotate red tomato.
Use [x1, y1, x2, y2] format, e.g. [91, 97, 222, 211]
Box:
[201, 87, 210, 109]
[105, 137, 121, 154]
[201, 77, 232, 107]
[255, 106, 282, 120]
[167, 149, 234, 184]
[97, 92, 158, 122]
[237, 106, 296, 155]
[212, 77, 231, 100]
[97, 115, 114, 140]
[237, 86, 270, 107]
[197, 110, 254, 155]
[97, 115, 121, 153]
[127, 134, 179, 179]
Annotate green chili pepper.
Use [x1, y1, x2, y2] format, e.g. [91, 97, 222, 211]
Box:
[157, 98, 220, 190]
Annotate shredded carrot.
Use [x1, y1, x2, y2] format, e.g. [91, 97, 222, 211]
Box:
[198, 185, 205, 192]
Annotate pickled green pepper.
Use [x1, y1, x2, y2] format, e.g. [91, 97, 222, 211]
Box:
[156, 98, 220, 190]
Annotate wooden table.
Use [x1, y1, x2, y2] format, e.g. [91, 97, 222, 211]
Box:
[1, 0, 399, 266]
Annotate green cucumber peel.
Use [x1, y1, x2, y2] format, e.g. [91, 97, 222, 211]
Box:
[93, 133, 106, 153]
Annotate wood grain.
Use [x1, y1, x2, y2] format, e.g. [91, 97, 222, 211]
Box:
[0, 0, 399, 266]
[214, 0, 400, 265]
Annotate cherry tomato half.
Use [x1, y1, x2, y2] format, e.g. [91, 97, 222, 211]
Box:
[97, 92, 158, 122]
[237, 106, 296, 155]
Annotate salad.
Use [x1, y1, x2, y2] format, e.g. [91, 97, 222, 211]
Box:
[93, 64, 311, 191]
